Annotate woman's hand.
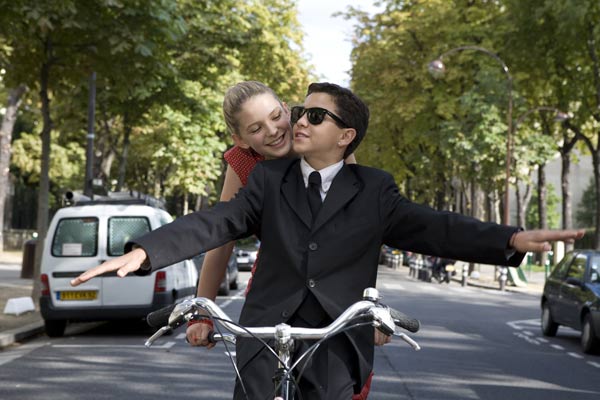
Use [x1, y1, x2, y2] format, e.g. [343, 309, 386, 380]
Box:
[186, 322, 216, 349]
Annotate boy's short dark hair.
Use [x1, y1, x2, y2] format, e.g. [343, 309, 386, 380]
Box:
[307, 82, 369, 158]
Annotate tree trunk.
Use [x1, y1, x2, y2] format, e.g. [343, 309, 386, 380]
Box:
[182, 192, 189, 215]
[0, 85, 26, 252]
[561, 150, 574, 250]
[516, 172, 533, 229]
[593, 151, 600, 250]
[116, 116, 131, 192]
[515, 179, 522, 227]
[538, 164, 548, 266]
[32, 59, 54, 301]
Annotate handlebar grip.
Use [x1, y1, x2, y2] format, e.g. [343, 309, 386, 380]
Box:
[146, 304, 177, 328]
[207, 331, 217, 344]
[390, 308, 420, 333]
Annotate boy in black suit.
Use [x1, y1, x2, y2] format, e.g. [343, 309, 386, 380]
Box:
[72, 82, 583, 399]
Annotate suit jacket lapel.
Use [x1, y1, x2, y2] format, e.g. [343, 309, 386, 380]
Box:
[281, 161, 312, 228]
[313, 165, 360, 232]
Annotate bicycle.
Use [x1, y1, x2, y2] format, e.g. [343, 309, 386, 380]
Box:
[145, 287, 421, 400]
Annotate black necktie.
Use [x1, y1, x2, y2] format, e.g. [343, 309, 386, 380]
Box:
[307, 171, 322, 222]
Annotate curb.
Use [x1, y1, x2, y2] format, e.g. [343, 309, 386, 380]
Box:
[0, 320, 44, 349]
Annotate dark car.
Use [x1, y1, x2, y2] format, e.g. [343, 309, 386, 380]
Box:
[192, 252, 239, 296]
[541, 250, 600, 354]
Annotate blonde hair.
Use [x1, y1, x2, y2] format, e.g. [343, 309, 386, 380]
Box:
[223, 81, 282, 135]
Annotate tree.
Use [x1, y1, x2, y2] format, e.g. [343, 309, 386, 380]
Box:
[0, 84, 26, 252]
[500, 0, 600, 248]
[527, 183, 560, 231]
[0, 0, 188, 300]
[576, 177, 596, 229]
[346, 0, 515, 216]
[0, 0, 313, 300]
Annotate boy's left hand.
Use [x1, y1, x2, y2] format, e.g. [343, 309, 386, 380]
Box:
[511, 229, 585, 253]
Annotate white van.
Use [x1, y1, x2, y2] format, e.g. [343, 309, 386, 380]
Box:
[39, 196, 198, 337]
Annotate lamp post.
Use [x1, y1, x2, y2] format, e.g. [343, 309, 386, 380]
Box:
[428, 46, 513, 226]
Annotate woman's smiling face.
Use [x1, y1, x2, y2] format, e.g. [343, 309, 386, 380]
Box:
[233, 93, 293, 160]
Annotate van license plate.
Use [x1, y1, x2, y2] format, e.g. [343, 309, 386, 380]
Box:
[58, 291, 98, 301]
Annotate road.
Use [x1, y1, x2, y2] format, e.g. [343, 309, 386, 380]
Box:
[1, 267, 599, 400]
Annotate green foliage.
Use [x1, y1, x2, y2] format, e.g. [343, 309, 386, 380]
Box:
[526, 184, 561, 230]
[10, 131, 85, 192]
[0, 0, 313, 216]
[576, 177, 596, 229]
[346, 0, 515, 204]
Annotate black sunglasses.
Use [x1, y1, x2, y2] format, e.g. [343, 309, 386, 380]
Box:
[290, 106, 350, 128]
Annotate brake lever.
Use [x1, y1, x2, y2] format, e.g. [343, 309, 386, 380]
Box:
[369, 307, 396, 336]
[393, 332, 421, 351]
[145, 326, 172, 347]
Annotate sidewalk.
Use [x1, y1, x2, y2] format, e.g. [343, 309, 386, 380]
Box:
[452, 263, 546, 295]
[0, 250, 44, 349]
[388, 260, 546, 296]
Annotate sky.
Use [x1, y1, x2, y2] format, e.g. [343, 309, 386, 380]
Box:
[297, 0, 382, 86]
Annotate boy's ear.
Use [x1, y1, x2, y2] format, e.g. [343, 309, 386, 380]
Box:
[338, 128, 356, 148]
[232, 133, 250, 149]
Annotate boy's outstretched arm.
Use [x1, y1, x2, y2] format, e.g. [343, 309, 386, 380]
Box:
[70, 247, 148, 286]
[511, 229, 585, 253]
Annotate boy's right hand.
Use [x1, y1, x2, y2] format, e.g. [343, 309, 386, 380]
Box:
[70, 248, 148, 286]
[186, 322, 216, 349]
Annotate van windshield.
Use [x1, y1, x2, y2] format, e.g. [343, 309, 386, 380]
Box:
[52, 217, 99, 257]
[108, 217, 151, 256]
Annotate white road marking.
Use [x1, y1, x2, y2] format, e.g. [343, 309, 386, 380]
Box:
[52, 341, 176, 349]
[508, 319, 599, 371]
[588, 362, 600, 368]
[0, 342, 46, 366]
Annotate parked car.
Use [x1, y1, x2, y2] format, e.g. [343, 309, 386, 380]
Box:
[40, 193, 198, 337]
[235, 239, 259, 271]
[191, 251, 239, 296]
[541, 250, 600, 354]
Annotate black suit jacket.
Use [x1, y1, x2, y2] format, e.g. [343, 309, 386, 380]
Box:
[133, 158, 524, 388]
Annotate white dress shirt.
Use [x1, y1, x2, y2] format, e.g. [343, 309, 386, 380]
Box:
[300, 158, 344, 201]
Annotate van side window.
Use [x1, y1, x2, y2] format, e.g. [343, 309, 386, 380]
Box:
[52, 217, 99, 257]
[108, 217, 151, 256]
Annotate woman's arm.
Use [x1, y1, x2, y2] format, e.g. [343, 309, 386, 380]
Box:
[188, 165, 243, 348]
[196, 165, 243, 300]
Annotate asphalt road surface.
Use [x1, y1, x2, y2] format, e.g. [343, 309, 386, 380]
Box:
[1, 267, 599, 400]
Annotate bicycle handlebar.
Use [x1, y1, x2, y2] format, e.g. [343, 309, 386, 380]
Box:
[146, 288, 420, 348]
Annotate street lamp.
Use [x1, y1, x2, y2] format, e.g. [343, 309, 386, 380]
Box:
[428, 46, 513, 226]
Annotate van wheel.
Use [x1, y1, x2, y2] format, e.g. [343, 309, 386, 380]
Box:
[541, 303, 558, 337]
[581, 313, 600, 354]
[45, 319, 66, 337]
[230, 276, 239, 290]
